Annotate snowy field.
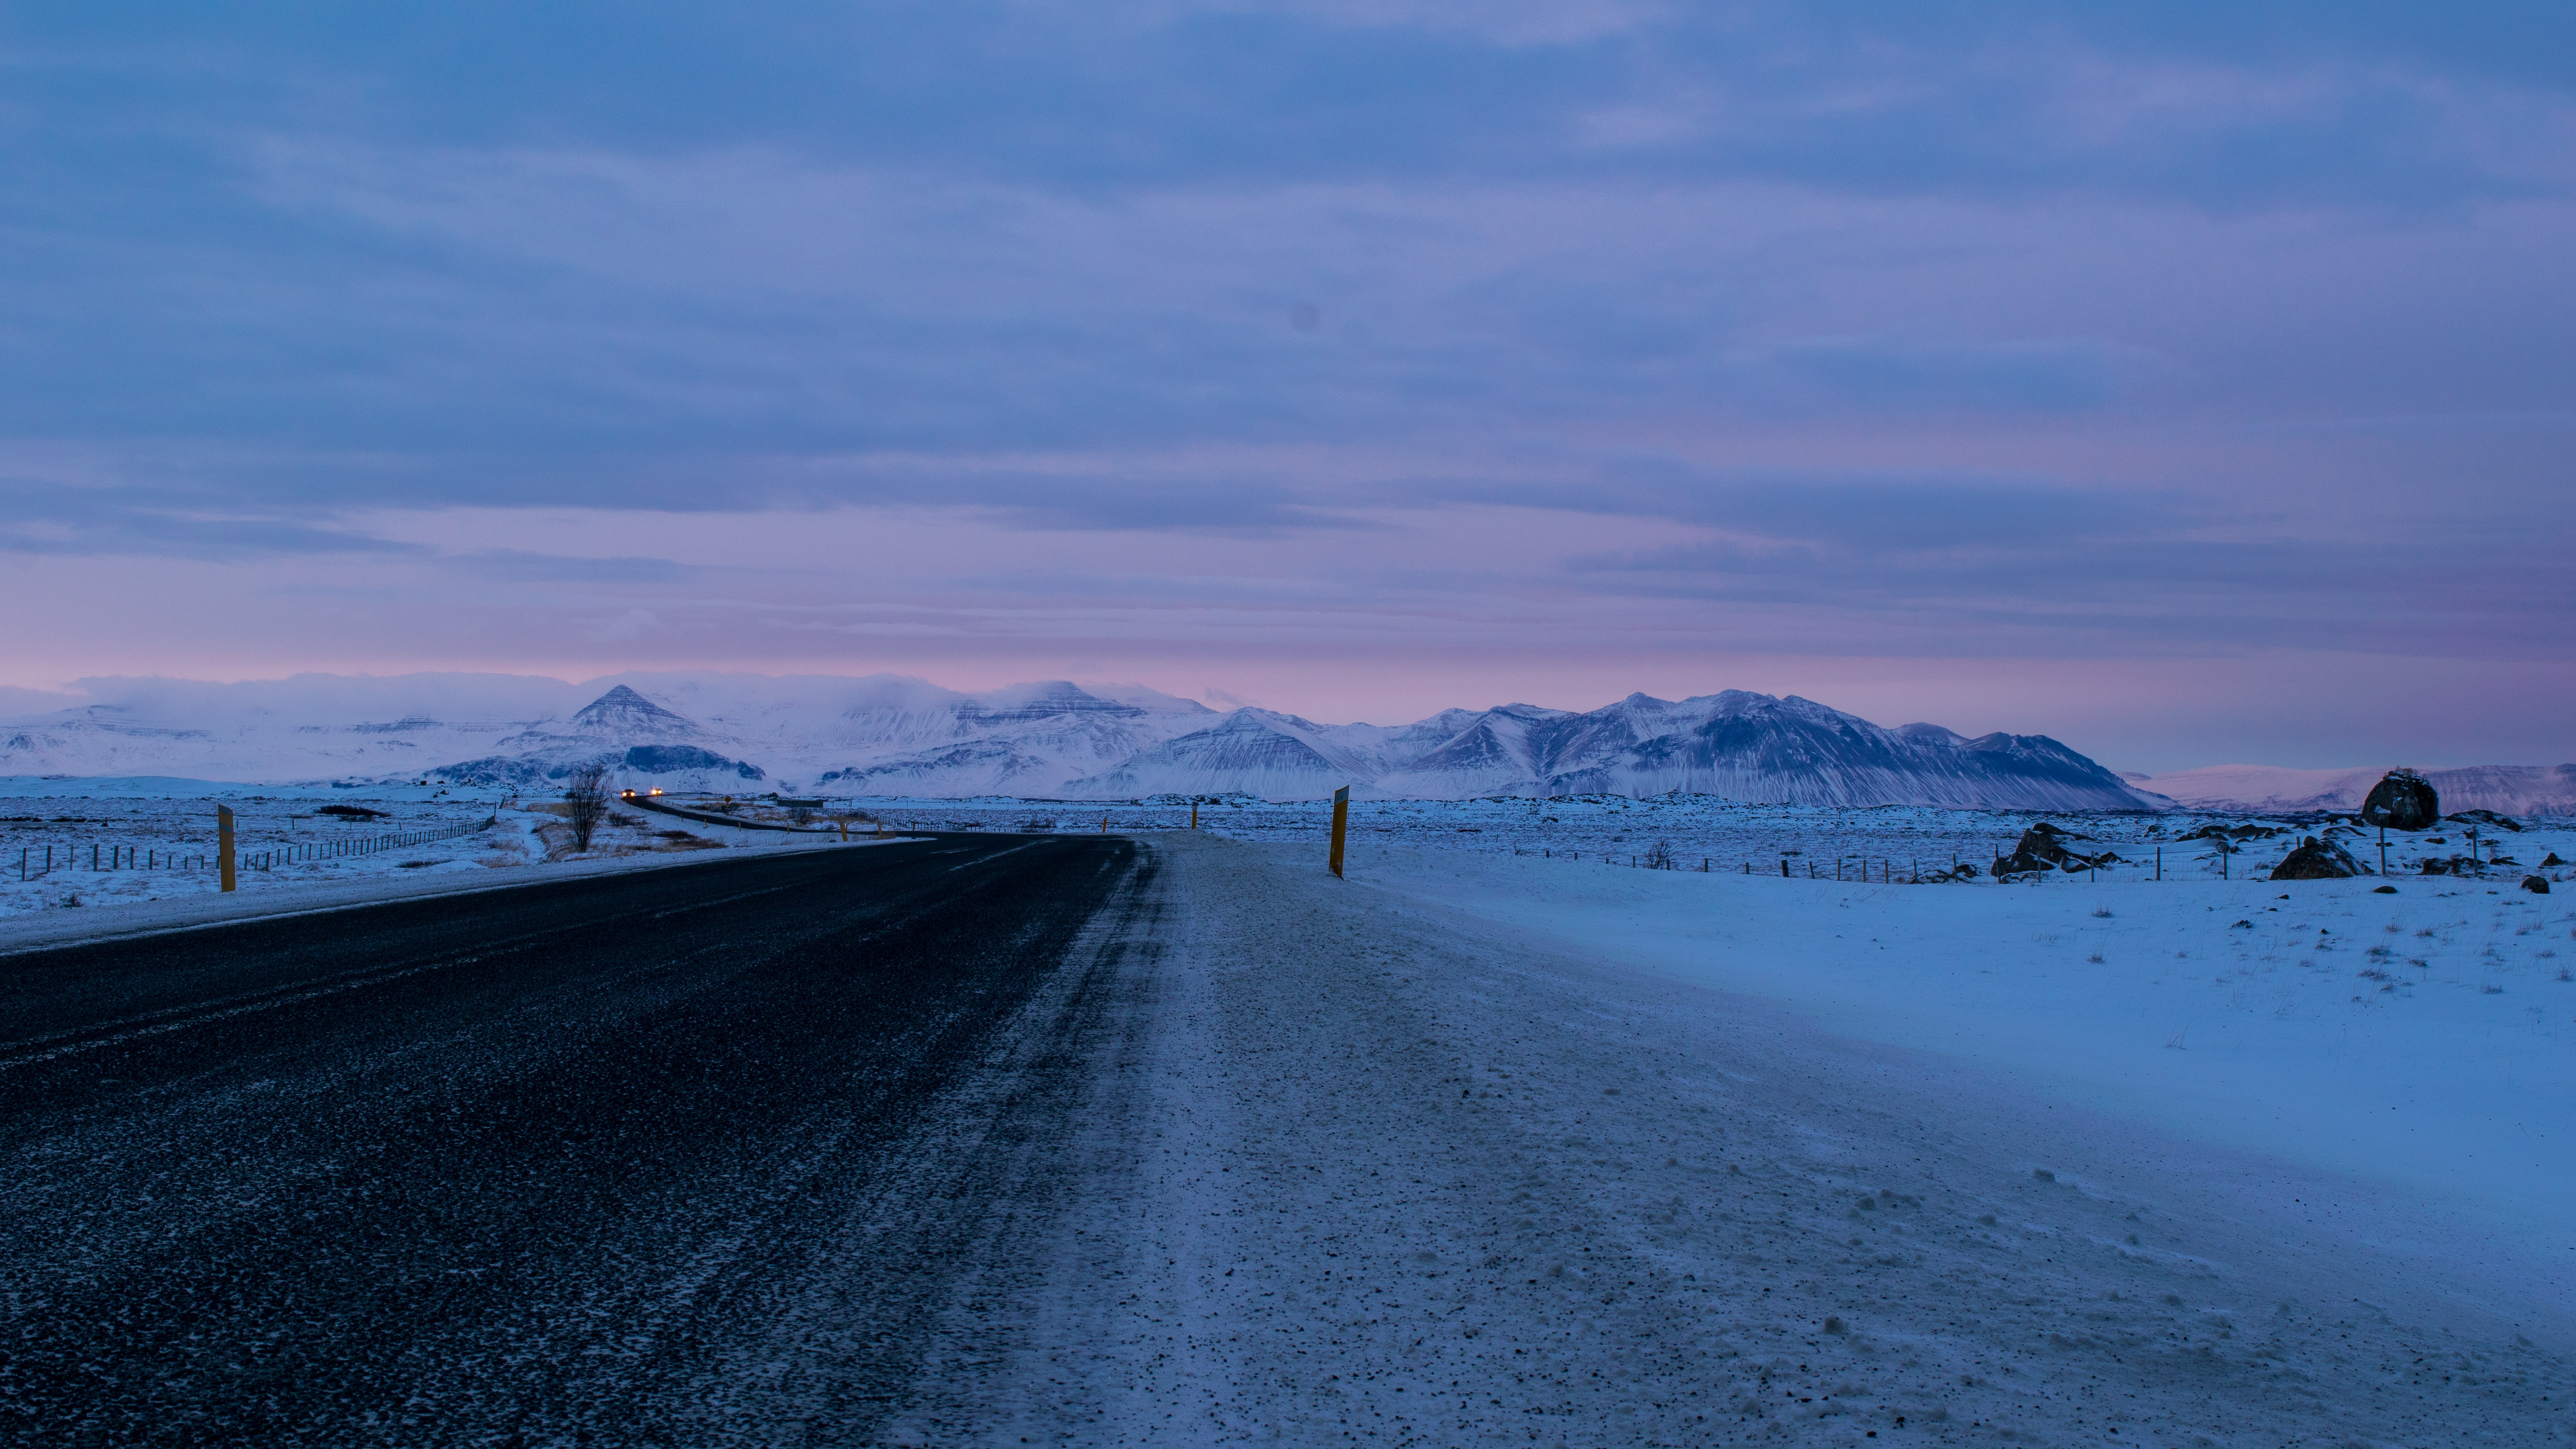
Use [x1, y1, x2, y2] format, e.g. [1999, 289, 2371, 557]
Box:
[0, 780, 865, 919]
[13, 777, 2565, 934]
[1348, 840, 2576, 1299]
[882, 833, 2573, 1445]
[857, 791, 2571, 885]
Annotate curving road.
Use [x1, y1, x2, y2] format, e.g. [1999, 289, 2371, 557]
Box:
[0, 834, 1155, 1446]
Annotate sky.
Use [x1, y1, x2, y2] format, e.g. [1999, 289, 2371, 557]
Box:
[3, 2, 2571, 771]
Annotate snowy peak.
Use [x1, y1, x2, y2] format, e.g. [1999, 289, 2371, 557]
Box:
[1063, 709, 1360, 798]
[1503, 690, 2155, 811]
[960, 681, 1145, 726]
[560, 685, 709, 743]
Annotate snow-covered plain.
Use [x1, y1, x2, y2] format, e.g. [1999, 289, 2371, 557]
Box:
[843, 791, 2572, 890]
[876, 833, 2573, 1445]
[1355, 841, 2576, 1297]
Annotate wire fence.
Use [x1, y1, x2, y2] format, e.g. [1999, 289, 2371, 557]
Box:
[16, 816, 498, 883]
[1529, 849, 1982, 880]
[17, 843, 218, 881]
[241, 817, 499, 872]
[1523, 845, 2232, 883]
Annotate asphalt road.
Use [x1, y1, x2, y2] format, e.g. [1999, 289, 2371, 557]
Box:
[0, 833, 1155, 1446]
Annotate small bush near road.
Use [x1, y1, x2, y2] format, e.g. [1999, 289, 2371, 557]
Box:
[564, 764, 611, 851]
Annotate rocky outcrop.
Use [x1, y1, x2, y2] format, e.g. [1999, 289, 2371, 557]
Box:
[1992, 822, 2112, 877]
[2174, 823, 2283, 843]
[2271, 836, 2368, 880]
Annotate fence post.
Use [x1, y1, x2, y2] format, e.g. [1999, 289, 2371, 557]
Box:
[218, 806, 237, 892]
[1328, 785, 1350, 879]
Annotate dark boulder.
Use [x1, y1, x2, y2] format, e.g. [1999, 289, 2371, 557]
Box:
[2271, 835, 2368, 881]
[1993, 823, 2109, 877]
[2525, 876, 2552, 895]
[2360, 769, 2440, 832]
[2445, 808, 2521, 832]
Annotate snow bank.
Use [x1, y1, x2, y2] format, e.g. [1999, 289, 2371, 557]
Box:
[1353, 838, 2576, 1297]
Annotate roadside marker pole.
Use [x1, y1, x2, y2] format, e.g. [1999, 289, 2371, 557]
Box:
[1328, 785, 1350, 879]
[217, 805, 237, 893]
[1190, 802, 1199, 830]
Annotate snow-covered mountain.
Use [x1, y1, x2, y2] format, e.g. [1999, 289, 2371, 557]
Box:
[430, 686, 771, 790]
[41, 669, 2557, 811]
[1070, 690, 2158, 810]
[0, 674, 1230, 797]
[2128, 763, 2576, 817]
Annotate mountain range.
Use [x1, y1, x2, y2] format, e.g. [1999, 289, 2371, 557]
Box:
[2124, 763, 2576, 818]
[7, 672, 2564, 813]
[0, 672, 2168, 809]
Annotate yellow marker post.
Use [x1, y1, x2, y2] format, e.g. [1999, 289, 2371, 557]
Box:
[1190, 802, 1198, 830]
[217, 804, 237, 892]
[1328, 785, 1350, 878]
[839, 820, 849, 842]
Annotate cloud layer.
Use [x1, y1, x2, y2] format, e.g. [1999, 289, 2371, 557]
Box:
[0, 2, 2570, 769]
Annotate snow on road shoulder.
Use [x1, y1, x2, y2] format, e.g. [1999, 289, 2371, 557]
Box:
[0, 786, 921, 941]
[0, 827, 921, 958]
[1347, 842, 2576, 1299]
[917, 833, 2570, 1446]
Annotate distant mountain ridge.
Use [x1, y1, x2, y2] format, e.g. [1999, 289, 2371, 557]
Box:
[2130, 762, 2576, 818]
[0, 672, 2168, 810]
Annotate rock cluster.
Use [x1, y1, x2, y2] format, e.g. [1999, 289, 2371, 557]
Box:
[2270, 835, 2369, 880]
[1993, 822, 2114, 878]
[2174, 823, 2283, 843]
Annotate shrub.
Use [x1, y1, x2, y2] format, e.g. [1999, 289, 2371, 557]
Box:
[564, 763, 611, 851]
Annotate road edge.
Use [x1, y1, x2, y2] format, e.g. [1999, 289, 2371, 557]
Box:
[0, 835, 934, 959]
